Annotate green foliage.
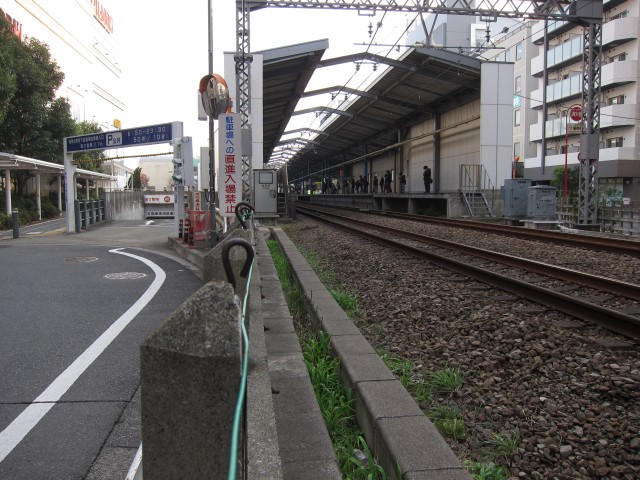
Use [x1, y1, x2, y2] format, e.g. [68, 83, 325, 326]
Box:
[0, 193, 60, 229]
[550, 166, 580, 199]
[427, 404, 466, 440]
[0, 14, 80, 195]
[464, 461, 509, 480]
[377, 349, 413, 388]
[485, 431, 520, 460]
[267, 238, 388, 479]
[330, 289, 359, 317]
[71, 121, 109, 173]
[425, 366, 465, 392]
[127, 167, 143, 190]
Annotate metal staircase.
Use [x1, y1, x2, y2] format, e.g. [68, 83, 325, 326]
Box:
[460, 165, 494, 218]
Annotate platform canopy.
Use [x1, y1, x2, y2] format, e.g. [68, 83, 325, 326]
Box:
[262, 45, 482, 182]
[0, 152, 116, 181]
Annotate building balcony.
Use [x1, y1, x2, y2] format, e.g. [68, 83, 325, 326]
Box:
[531, 35, 583, 77]
[602, 16, 639, 49]
[531, 19, 574, 45]
[602, 59, 638, 89]
[601, 104, 637, 130]
[599, 146, 638, 162]
[531, 75, 581, 109]
[530, 117, 582, 142]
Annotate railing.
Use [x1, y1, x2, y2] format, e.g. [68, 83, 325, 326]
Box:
[556, 197, 640, 237]
[459, 165, 495, 217]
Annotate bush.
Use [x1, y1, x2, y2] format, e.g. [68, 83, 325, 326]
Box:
[41, 197, 60, 219]
[0, 212, 10, 229]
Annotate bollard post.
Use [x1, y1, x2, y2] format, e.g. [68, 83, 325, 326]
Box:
[12, 208, 19, 239]
[74, 200, 81, 233]
[89, 200, 95, 225]
[183, 218, 190, 244]
[81, 201, 88, 229]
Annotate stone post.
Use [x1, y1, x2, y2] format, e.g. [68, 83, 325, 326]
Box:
[140, 281, 241, 479]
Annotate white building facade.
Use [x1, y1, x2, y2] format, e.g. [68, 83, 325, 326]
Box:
[1, 0, 124, 128]
[524, 0, 639, 205]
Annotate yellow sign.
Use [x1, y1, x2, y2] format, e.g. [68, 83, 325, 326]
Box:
[113, 119, 121, 129]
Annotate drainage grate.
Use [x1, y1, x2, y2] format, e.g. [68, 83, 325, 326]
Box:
[65, 257, 99, 263]
[104, 272, 147, 280]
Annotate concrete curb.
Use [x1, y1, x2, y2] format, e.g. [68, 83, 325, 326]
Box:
[256, 228, 341, 479]
[270, 227, 472, 480]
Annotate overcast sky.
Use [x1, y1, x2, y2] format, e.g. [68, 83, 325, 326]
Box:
[111, 2, 418, 156]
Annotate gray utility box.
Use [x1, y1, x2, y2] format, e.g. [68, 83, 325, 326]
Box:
[527, 186, 557, 219]
[252, 169, 277, 213]
[503, 179, 532, 218]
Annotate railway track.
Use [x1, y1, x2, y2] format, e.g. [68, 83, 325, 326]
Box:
[296, 201, 640, 257]
[297, 205, 640, 340]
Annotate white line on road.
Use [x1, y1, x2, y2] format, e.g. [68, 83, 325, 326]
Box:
[0, 248, 166, 463]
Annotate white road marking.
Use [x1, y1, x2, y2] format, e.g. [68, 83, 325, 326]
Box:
[0, 248, 166, 463]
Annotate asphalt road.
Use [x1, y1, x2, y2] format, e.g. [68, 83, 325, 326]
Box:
[0, 219, 202, 479]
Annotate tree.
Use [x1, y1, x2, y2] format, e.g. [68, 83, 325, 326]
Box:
[550, 166, 580, 199]
[127, 167, 142, 190]
[140, 172, 150, 189]
[0, 15, 77, 193]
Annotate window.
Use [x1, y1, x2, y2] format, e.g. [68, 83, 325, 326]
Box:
[606, 137, 623, 148]
[514, 76, 522, 94]
[609, 10, 628, 21]
[513, 142, 521, 160]
[504, 48, 511, 62]
[608, 95, 625, 105]
[514, 109, 521, 126]
[609, 53, 626, 63]
[515, 43, 523, 60]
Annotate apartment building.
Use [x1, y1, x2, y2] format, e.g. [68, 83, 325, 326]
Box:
[525, 0, 639, 204]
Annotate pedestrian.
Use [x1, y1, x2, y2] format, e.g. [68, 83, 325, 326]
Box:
[362, 175, 369, 193]
[355, 177, 361, 193]
[399, 172, 406, 193]
[423, 165, 433, 193]
[384, 170, 392, 193]
[373, 174, 379, 193]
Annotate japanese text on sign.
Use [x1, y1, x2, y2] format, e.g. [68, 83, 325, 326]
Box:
[217, 113, 242, 217]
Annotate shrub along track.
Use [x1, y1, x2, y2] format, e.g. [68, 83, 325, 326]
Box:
[282, 217, 640, 480]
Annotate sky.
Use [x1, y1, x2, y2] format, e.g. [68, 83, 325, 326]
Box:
[110, 2, 420, 158]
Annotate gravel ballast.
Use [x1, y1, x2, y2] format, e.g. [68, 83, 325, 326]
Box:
[282, 216, 640, 480]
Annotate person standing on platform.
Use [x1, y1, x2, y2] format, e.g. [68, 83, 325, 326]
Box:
[423, 165, 433, 193]
[373, 174, 380, 193]
[384, 170, 392, 193]
[399, 172, 407, 193]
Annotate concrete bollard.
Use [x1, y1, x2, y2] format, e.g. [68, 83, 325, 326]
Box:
[140, 281, 242, 479]
[12, 208, 19, 239]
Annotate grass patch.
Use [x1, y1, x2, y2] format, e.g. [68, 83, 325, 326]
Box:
[464, 461, 509, 480]
[427, 404, 466, 441]
[267, 239, 387, 479]
[330, 289, 359, 317]
[377, 349, 413, 388]
[485, 431, 520, 460]
[425, 366, 465, 393]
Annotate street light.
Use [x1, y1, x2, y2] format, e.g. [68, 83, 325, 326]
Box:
[565, 104, 582, 198]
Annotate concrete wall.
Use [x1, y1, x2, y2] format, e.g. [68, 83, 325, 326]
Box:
[104, 190, 145, 220]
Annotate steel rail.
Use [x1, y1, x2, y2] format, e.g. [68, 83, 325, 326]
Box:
[298, 208, 640, 340]
[297, 201, 640, 257]
[297, 205, 640, 300]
